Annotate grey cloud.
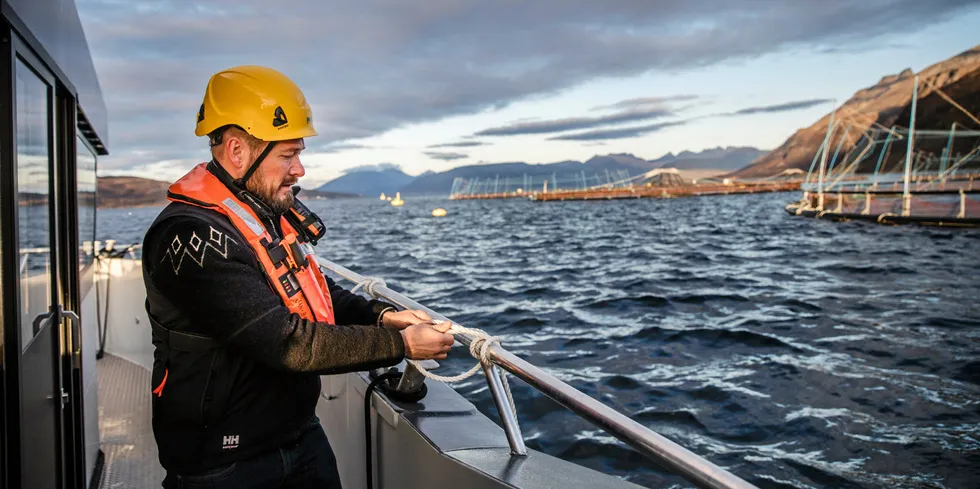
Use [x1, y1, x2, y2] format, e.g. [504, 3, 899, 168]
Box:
[424, 151, 468, 161]
[476, 107, 673, 136]
[729, 98, 834, 115]
[549, 120, 687, 141]
[75, 0, 978, 172]
[592, 95, 699, 111]
[427, 141, 488, 148]
[342, 163, 403, 174]
[319, 143, 373, 153]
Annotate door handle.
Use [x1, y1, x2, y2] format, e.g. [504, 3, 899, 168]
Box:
[32, 310, 55, 336]
[60, 306, 82, 368]
[61, 307, 80, 323]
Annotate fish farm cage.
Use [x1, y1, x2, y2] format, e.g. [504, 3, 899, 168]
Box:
[786, 75, 980, 227]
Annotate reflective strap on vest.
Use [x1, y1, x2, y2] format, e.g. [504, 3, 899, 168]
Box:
[222, 198, 264, 236]
[166, 163, 336, 325]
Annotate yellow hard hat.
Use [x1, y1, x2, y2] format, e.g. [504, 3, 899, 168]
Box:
[195, 65, 317, 142]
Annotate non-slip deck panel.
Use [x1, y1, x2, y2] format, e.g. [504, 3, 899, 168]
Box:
[97, 354, 166, 488]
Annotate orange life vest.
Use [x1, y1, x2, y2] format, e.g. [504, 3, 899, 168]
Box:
[167, 163, 336, 325]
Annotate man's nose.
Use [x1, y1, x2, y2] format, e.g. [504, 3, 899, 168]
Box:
[291, 158, 306, 178]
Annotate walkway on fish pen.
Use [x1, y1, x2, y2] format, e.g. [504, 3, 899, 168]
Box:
[786, 73, 980, 227]
[787, 176, 980, 226]
[530, 180, 801, 201]
[449, 168, 802, 201]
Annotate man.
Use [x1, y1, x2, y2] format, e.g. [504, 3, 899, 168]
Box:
[142, 65, 454, 489]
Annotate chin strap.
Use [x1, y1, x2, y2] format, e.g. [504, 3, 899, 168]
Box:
[235, 141, 277, 188]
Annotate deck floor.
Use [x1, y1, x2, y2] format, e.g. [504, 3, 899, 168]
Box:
[97, 354, 166, 489]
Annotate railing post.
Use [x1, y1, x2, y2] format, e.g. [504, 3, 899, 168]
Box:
[482, 363, 527, 456]
[873, 126, 895, 184]
[817, 106, 836, 210]
[940, 122, 956, 182]
[902, 75, 918, 217]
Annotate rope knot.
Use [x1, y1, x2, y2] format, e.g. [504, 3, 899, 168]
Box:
[351, 276, 387, 298]
[406, 321, 517, 420]
[407, 322, 503, 383]
[468, 333, 501, 366]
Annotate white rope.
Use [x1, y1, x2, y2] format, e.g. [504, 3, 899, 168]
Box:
[342, 271, 520, 415]
[350, 276, 387, 298]
[347, 276, 501, 383]
[407, 321, 517, 416]
[408, 322, 498, 382]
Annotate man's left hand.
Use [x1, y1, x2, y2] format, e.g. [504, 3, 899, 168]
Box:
[382, 309, 432, 329]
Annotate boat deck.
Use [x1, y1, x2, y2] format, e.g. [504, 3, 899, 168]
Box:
[96, 354, 166, 489]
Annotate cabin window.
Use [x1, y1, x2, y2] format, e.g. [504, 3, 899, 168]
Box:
[77, 135, 97, 270]
[15, 57, 53, 351]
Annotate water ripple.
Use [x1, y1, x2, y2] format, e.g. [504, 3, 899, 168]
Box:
[100, 192, 980, 489]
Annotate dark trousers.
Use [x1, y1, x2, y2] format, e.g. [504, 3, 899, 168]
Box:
[162, 422, 342, 489]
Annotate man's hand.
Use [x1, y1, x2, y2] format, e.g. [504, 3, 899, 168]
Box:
[382, 309, 431, 330]
[400, 321, 455, 360]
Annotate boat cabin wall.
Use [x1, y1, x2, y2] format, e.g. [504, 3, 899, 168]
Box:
[2, 0, 108, 153]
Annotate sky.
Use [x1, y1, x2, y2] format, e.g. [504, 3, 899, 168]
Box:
[76, 0, 980, 188]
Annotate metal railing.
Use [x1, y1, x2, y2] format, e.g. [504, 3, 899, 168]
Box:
[315, 255, 759, 489]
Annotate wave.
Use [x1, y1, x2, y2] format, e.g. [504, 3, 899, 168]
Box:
[580, 294, 670, 310]
[625, 325, 801, 351]
[670, 293, 751, 304]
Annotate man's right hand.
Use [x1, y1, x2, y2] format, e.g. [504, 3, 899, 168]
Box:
[401, 321, 455, 360]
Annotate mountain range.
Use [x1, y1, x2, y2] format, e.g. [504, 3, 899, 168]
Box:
[317, 147, 766, 196]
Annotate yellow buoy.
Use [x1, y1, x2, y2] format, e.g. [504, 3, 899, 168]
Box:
[432, 208, 447, 217]
[390, 192, 404, 207]
[380, 192, 386, 200]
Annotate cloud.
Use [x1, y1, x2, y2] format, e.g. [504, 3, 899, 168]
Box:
[75, 0, 977, 173]
[427, 141, 488, 148]
[424, 151, 469, 161]
[341, 163, 404, 174]
[549, 120, 688, 141]
[319, 143, 373, 153]
[475, 107, 674, 136]
[591, 94, 699, 111]
[729, 98, 834, 115]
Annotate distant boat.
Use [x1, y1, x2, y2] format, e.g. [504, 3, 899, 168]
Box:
[390, 192, 404, 207]
[380, 192, 387, 200]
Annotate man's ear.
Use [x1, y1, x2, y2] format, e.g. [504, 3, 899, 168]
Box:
[224, 136, 248, 174]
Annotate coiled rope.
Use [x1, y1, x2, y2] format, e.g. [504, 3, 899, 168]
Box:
[353, 275, 517, 415]
[408, 322, 499, 383]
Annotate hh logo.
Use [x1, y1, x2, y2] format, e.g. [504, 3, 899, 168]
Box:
[222, 435, 240, 450]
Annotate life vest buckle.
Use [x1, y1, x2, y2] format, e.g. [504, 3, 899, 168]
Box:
[263, 235, 307, 271]
[282, 234, 308, 270]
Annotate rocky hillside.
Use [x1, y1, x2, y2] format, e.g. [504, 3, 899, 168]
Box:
[98, 176, 170, 208]
[867, 63, 980, 173]
[733, 44, 980, 177]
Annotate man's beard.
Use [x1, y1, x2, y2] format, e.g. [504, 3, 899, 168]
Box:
[246, 175, 297, 215]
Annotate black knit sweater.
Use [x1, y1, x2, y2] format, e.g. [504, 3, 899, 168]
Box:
[142, 167, 405, 474]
